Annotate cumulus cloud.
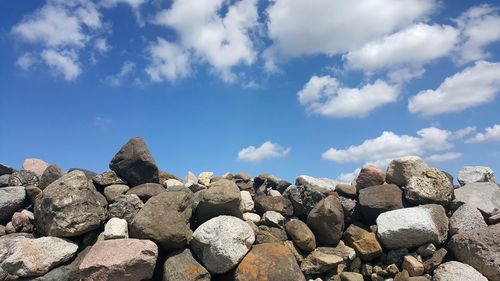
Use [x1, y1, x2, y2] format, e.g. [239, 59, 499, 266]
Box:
[466, 124, 500, 144]
[238, 141, 291, 163]
[104, 61, 135, 86]
[146, 38, 191, 82]
[337, 168, 361, 183]
[298, 75, 399, 118]
[41, 49, 81, 81]
[426, 152, 462, 163]
[408, 61, 500, 116]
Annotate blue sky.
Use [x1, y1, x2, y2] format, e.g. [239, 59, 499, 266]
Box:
[1, 0, 500, 182]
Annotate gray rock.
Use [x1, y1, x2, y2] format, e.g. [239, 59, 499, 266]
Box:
[405, 168, 454, 205]
[67, 168, 96, 180]
[386, 156, 428, 186]
[196, 179, 242, 224]
[454, 182, 500, 215]
[254, 195, 294, 217]
[0, 186, 25, 222]
[34, 171, 107, 237]
[283, 185, 329, 216]
[339, 196, 361, 224]
[376, 204, 448, 249]
[104, 184, 130, 202]
[449, 204, 487, 235]
[38, 165, 65, 190]
[0, 175, 10, 187]
[109, 137, 159, 186]
[240, 190, 254, 212]
[255, 225, 288, 244]
[92, 170, 126, 188]
[191, 215, 255, 274]
[103, 217, 128, 240]
[126, 183, 165, 202]
[295, 175, 337, 190]
[108, 194, 144, 224]
[432, 261, 488, 281]
[458, 166, 495, 186]
[254, 173, 280, 189]
[307, 195, 344, 245]
[0, 163, 14, 176]
[8, 170, 38, 187]
[163, 249, 210, 281]
[285, 219, 316, 252]
[261, 211, 285, 228]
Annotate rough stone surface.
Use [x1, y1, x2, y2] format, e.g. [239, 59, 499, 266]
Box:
[108, 194, 144, 224]
[296, 175, 337, 190]
[92, 170, 126, 188]
[449, 204, 487, 235]
[130, 191, 193, 251]
[191, 216, 254, 274]
[243, 212, 260, 224]
[38, 165, 65, 190]
[355, 165, 385, 190]
[198, 172, 213, 186]
[0, 174, 10, 187]
[376, 204, 448, 249]
[352, 232, 383, 261]
[432, 261, 488, 281]
[261, 211, 284, 228]
[405, 168, 454, 205]
[285, 219, 316, 252]
[0, 235, 78, 277]
[447, 224, 500, 281]
[79, 238, 158, 281]
[34, 171, 107, 237]
[234, 243, 306, 281]
[301, 248, 343, 274]
[254, 195, 293, 216]
[22, 158, 49, 177]
[163, 249, 210, 281]
[104, 184, 130, 201]
[336, 184, 357, 198]
[386, 156, 428, 186]
[255, 225, 287, 244]
[8, 170, 38, 187]
[240, 190, 254, 212]
[423, 248, 447, 274]
[402, 256, 424, 276]
[0, 186, 25, 222]
[255, 173, 280, 189]
[25, 185, 42, 204]
[104, 218, 128, 239]
[358, 184, 403, 224]
[11, 210, 34, 233]
[126, 183, 165, 202]
[307, 195, 344, 245]
[196, 179, 242, 224]
[343, 224, 370, 248]
[453, 182, 500, 215]
[283, 185, 329, 216]
[458, 166, 496, 186]
[109, 137, 159, 186]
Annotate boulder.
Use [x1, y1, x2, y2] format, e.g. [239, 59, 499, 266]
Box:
[448, 224, 500, 281]
[92, 170, 126, 188]
[458, 166, 495, 186]
[255, 225, 288, 244]
[261, 211, 285, 228]
[104, 218, 128, 240]
[295, 175, 337, 190]
[8, 170, 38, 186]
[79, 239, 158, 281]
[453, 182, 500, 215]
[234, 243, 305, 281]
[352, 232, 383, 261]
[243, 212, 260, 224]
[198, 171, 213, 186]
[432, 261, 488, 281]
[108, 194, 144, 224]
[0, 174, 10, 187]
[21, 158, 49, 177]
[342, 224, 370, 247]
[38, 165, 65, 189]
[240, 190, 254, 212]
[405, 168, 454, 205]
[285, 219, 316, 252]
[0, 186, 25, 222]
[0, 235, 78, 277]
[129, 191, 193, 251]
[104, 184, 130, 201]
[254, 195, 293, 216]
[307, 195, 344, 245]
[191, 216, 254, 274]
[336, 184, 357, 198]
[355, 165, 385, 190]
[358, 184, 403, 224]
[34, 171, 107, 237]
[283, 185, 328, 216]
[68, 168, 96, 180]
[376, 204, 448, 249]
[0, 163, 14, 176]
[195, 179, 242, 224]
[163, 249, 210, 281]
[301, 248, 343, 274]
[109, 137, 159, 186]
[255, 173, 280, 189]
[339, 196, 361, 224]
[449, 204, 487, 235]
[126, 183, 165, 202]
[386, 156, 428, 186]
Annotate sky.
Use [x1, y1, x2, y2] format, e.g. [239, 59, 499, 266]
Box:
[1, 0, 500, 183]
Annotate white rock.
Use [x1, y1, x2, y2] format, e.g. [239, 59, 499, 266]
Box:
[296, 175, 337, 190]
[376, 204, 448, 249]
[261, 211, 285, 227]
[191, 215, 255, 274]
[454, 182, 500, 215]
[433, 261, 488, 281]
[104, 217, 129, 239]
[386, 156, 428, 186]
[0, 235, 78, 277]
[458, 166, 495, 186]
[242, 212, 261, 224]
[449, 204, 487, 235]
[240, 190, 254, 212]
[0, 186, 26, 222]
[184, 171, 198, 186]
[165, 179, 184, 188]
[198, 172, 213, 186]
[269, 190, 281, 197]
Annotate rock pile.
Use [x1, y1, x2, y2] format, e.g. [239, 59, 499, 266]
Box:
[0, 137, 499, 281]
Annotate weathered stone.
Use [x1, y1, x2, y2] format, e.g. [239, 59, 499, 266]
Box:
[283, 185, 329, 216]
[261, 211, 285, 227]
[340, 272, 364, 281]
[255, 173, 280, 189]
[387, 248, 409, 267]
[130, 191, 193, 251]
[234, 243, 305, 281]
[68, 168, 97, 180]
[104, 218, 128, 239]
[0, 163, 14, 176]
[38, 165, 65, 189]
[8, 170, 38, 186]
[243, 212, 260, 224]
[158, 170, 181, 184]
[195, 179, 242, 224]
[433, 261, 488, 281]
[198, 172, 213, 186]
[285, 219, 316, 252]
[24, 185, 41, 204]
[254, 195, 293, 216]
[402, 256, 424, 276]
[0, 174, 10, 187]
[342, 224, 370, 247]
[34, 171, 107, 237]
[284, 240, 305, 264]
[307, 195, 344, 245]
[336, 184, 357, 198]
[240, 190, 254, 212]
[11, 210, 34, 233]
[320, 241, 356, 261]
[79, 239, 158, 281]
[359, 184, 403, 224]
[449, 204, 487, 235]
[352, 232, 383, 261]
[448, 224, 500, 281]
[92, 170, 126, 188]
[191, 216, 254, 274]
[376, 204, 448, 249]
[126, 183, 164, 202]
[453, 182, 500, 215]
[255, 225, 288, 244]
[489, 210, 500, 224]
[339, 196, 361, 224]
[109, 137, 159, 186]
[163, 249, 210, 281]
[104, 184, 130, 201]
[22, 158, 49, 177]
[356, 165, 385, 190]
[0, 186, 25, 222]
[405, 168, 454, 205]
[276, 180, 292, 193]
[301, 249, 343, 274]
[458, 166, 495, 186]
[416, 243, 436, 257]
[386, 156, 428, 186]
[423, 248, 447, 274]
[108, 194, 144, 224]
[296, 175, 337, 190]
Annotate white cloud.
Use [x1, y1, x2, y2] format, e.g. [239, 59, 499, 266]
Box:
[94, 38, 109, 53]
[322, 127, 456, 164]
[101, 0, 147, 9]
[298, 75, 399, 118]
[408, 60, 500, 116]
[337, 168, 361, 183]
[238, 141, 291, 163]
[426, 152, 462, 162]
[41, 49, 81, 81]
[466, 124, 500, 144]
[16, 53, 38, 71]
[264, 0, 436, 71]
[451, 126, 476, 140]
[345, 24, 458, 71]
[387, 67, 426, 84]
[146, 38, 191, 82]
[105, 61, 135, 86]
[455, 5, 500, 64]
[153, 0, 259, 82]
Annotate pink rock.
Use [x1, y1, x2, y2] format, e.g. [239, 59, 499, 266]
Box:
[22, 158, 49, 177]
[79, 239, 158, 281]
[355, 165, 385, 190]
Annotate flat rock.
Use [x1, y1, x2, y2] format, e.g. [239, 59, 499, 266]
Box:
[104, 184, 130, 201]
[285, 219, 316, 252]
[405, 168, 454, 205]
[433, 261, 488, 281]
[376, 204, 448, 249]
[355, 165, 385, 190]
[109, 137, 159, 186]
[458, 166, 495, 186]
[336, 184, 357, 198]
[108, 194, 144, 224]
[126, 183, 165, 202]
[191, 216, 254, 274]
[307, 195, 344, 245]
[352, 232, 383, 261]
[449, 204, 487, 235]
[79, 238, 158, 281]
[34, 171, 107, 237]
[163, 248, 210, 281]
[92, 170, 126, 188]
[196, 179, 242, 224]
[0, 186, 25, 222]
[234, 243, 305, 281]
[38, 165, 65, 190]
[453, 182, 500, 215]
[340, 272, 364, 281]
[295, 175, 337, 190]
[301, 248, 343, 274]
[254, 195, 293, 216]
[22, 158, 49, 177]
[386, 156, 428, 186]
[359, 184, 403, 224]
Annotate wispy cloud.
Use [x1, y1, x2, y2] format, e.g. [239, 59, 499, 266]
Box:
[466, 124, 500, 143]
[104, 61, 135, 86]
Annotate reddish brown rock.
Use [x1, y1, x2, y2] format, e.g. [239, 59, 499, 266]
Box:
[285, 219, 316, 252]
[342, 224, 370, 248]
[402, 256, 424, 276]
[355, 165, 385, 190]
[22, 158, 49, 177]
[307, 195, 344, 245]
[352, 232, 383, 261]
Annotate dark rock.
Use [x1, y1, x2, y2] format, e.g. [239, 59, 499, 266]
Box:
[283, 185, 328, 216]
[254, 173, 280, 189]
[8, 170, 38, 186]
[336, 184, 357, 198]
[163, 248, 210, 281]
[38, 165, 65, 190]
[0, 163, 14, 176]
[126, 183, 165, 202]
[307, 195, 344, 245]
[108, 194, 144, 224]
[285, 219, 316, 252]
[25, 184, 42, 204]
[254, 195, 293, 217]
[359, 184, 403, 224]
[423, 248, 447, 274]
[195, 179, 242, 224]
[92, 170, 126, 189]
[255, 225, 288, 244]
[355, 165, 385, 190]
[339, 196, 361, 224]
[0, 186, 25, 222]
[276, 180, 292, 193]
